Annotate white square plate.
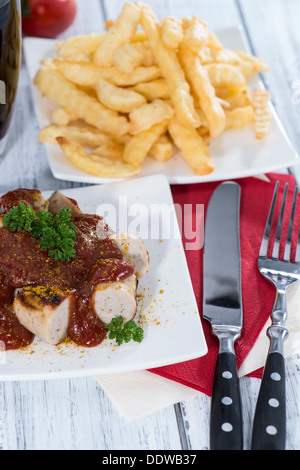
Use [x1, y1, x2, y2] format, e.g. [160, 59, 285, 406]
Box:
[23, 26, 299, 185]
[0, 175, 207, 381]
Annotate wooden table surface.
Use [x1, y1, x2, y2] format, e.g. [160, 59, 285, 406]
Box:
[0, 0, 300, 450]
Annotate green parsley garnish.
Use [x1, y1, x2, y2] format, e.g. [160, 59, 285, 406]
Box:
[105, 316, 144, 346]
[3, 202, 77, 261]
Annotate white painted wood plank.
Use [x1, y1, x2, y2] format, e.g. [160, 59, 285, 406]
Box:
[0, 378, 182, 450]
[103, 0, 241, 30]
[64, 0, 106, 36]
[238, 0, 300, 181]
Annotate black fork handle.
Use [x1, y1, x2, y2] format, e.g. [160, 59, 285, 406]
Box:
[251, 351, 286, 450]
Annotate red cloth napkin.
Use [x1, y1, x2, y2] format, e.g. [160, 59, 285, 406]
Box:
[149, 173, 299, 396]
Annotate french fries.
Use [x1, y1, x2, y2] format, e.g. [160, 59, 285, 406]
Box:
[149, 135, 173, 162]
[56, 33, 105, 58]
[96, 78, 147, 113]
[204, 63, 246, 88]
[94, 2, 141, 67]
[39, 124, 116, 147]
[225, 106, 254, 130]
[50, 108, 74, 126]
[138, 2, 201, 129]
[129, 78, 170, 101]
[129, 99, 174, 134]
[34, 69, 130, 138]
[252, 89, 272, 139]
[123, 119, 169, 167]
[54, 59, 161, 87]
[57, 137, 141, 178]
[181, 17, 209, 52]
[178, 48, 226, 138]
[168, 116, 214, 175]
[34, 2, 271, 179]
[113, 42, 145, 74]
[161, 17, 183, 50]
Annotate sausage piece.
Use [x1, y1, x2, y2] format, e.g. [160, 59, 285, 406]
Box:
[93, 274, 137, 324]
[13, 286, 73, 345]
[109, 233, 149, 279]
[47, 190, 82, 216]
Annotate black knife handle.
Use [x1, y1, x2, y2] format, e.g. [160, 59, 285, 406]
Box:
[210, 352, 243, 450]
[251, 352, 286, 450]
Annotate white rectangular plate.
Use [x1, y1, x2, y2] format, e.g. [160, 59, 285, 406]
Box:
[23, 26, 299, 185]
[0, 175, 207, 381]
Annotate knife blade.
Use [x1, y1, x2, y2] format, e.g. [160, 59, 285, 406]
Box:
[203, 181, 243, 450]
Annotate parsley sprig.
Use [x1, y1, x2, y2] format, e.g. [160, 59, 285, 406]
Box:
[3, 202, 77, 261]
[105, 316, 144, 346]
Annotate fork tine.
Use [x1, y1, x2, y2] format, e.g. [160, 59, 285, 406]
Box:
[293, 187, 300, 263]
[272, 183, 288, 259]
[259, 181, 279, 258]
[283, 185, 298, 262]
[296, 224, 300, 263]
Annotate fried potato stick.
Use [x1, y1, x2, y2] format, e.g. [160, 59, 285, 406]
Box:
[137, 2, 201, 129]
[149, 135, 173, 162]
[236, 50, 269, 79]
[179, 48, 225, 138]
[56, 31, 149, 59]
[38, 124, 116, 147]
[225, 105, 254, 130]
[34, 69, 129, 138]
[216, 86, 252, 109]
[96, 78, 147, 113]
[129, 99, 174, 134]
[92, 141, 124, 161]
[181, 17, 209, 52]
[204, 63, 246, 88]
[50, 108, 73, 126]
[54, 59, 161, 87]
[113, 42, 145, 74]
[129, 79, 170, 101]
[161, 17, 183, 49]
[94, 2, 141, 67]
[168, 116, 214, 175]
[252, 89, 272, 139]
[56, 33, 106, 58]
[123, 119, 169, 168]
[56, 137, 141, 178]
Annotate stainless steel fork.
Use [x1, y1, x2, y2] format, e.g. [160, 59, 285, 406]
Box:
[251, 181, 300, 450]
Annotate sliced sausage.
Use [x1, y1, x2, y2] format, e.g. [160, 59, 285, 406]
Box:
[109, 233, 149, 279]
[13, 286, 73, 345]
[93, 274, 137, 324]
[47, 190, 82, 216]
[0, 189, 47, 214]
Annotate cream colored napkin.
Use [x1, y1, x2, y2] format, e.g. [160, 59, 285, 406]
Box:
[95, 282, 300, 422]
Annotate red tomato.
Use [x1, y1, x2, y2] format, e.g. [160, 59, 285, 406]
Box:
[21, 0, 77, 38]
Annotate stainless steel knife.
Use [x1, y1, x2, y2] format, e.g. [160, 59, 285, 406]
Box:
[203, 181, 243, 450]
